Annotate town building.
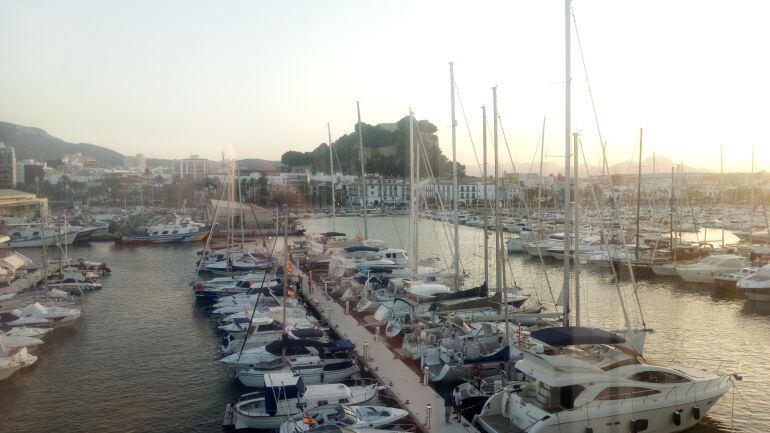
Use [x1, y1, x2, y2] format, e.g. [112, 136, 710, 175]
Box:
[124, 153, 147, 170]
[0, 189, 48, 220]
[173, 155, 210, 179]
[0, 143, 17, 188]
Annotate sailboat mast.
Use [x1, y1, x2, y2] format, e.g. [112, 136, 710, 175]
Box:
[409, 110, 418, 278]
[562, 0, 572, 328]
[573, 132, 580, 326]
[482, 106, 489, 286]
[635, 128, 643, 261]
[282, 208, 288, 362]
[450, 62, 460, 287]
[493, 87, 501, 295]
[721, 145, 725, 247]
[538, 118, 546, 215]
[327, 123, 336, 231]
[670, 167, 675, 256]
[356, 101, 368, 239]
[750, 147, 755, 244]
[492, 86, 509, 380]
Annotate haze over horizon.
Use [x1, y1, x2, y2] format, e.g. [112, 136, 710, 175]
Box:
[1, 1, 768, 173]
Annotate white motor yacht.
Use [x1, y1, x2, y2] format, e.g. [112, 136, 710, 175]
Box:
[0, 347, 37, 381]
[0, 334, 44, 356]
[738, 264, 770, 301]
[10, 303, 81, 328]
[675, 254, 750, 284]
[474, 327, 733, 433]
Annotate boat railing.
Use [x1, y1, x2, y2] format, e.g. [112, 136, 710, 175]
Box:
[237, 390, 266, 403]
[349, 377, 380, 388]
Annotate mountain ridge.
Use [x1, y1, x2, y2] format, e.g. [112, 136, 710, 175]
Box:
[0, 121, 124, 164]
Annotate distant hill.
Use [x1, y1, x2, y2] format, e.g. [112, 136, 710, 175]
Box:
[0, 121, 124, 165]
[607, 155, 709, 175]
[497, 155, 708, 177]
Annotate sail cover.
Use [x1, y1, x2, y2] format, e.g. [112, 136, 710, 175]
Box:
[531, 326, 625, 347]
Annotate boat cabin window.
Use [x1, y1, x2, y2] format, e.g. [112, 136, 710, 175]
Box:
[559, 385, 585, 409]
[316, 400, 328, 405]
[152, 232, 159, 235]
[32, 231, 40, 236]
[162, 231, 169, 235]
[595, 386, 660, 401]
[628, 370, 690, 384]
[255, 324, 274, 332]
[338, 398, 349, 404]
[172, 230, 178, 234]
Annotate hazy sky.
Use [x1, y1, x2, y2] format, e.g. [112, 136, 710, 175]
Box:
[1, 1, 768, 174]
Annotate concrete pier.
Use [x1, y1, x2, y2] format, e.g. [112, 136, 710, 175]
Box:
[299, 275, 480, 433]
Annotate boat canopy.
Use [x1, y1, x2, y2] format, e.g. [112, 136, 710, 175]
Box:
[321, 232, 346, 237]
[531, 326, 625, 347]
[430, 282, 487, 302]
[344, 245, 379, 253]
[265, 335, 354, 355]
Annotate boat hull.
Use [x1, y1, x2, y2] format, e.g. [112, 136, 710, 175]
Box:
[744, 287, 770, 302]
[1, 232, 77, 248]
[237, 364, 360, 388]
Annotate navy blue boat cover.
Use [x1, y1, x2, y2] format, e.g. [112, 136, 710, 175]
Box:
[344, 245, 379, 253]
[265, 335, 355, 355]
[430, 282, 488, 302]
[531, 326, 625, 347]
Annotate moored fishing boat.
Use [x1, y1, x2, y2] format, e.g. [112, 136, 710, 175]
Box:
[227, 372, 379, 430]
[121, 217, 208, 244]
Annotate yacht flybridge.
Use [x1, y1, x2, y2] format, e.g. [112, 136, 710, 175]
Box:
[474, 327, 733, 433]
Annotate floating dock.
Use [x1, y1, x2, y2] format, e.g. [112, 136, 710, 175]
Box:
[298, 274, 480, 433]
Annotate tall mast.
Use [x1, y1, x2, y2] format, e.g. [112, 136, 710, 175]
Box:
[493, 87, 501, 296]
[356, 101, 368, 239]
[482, 106, 489, 286]
[450, 62, 460, 287]
[282, 207, 288, 362]
[721, 145, 725, 247]
[635, 128, 643, 261]
[573, 132, 580, 326]
[327, 123, 336, 231]
[670, 167, 675, 258]
[409, 110, 418, 278]
[538, 118, 546, 216]
[493, 86, 508, 380]
[750, 147, 755, 244]
[562, 0, 572, 327]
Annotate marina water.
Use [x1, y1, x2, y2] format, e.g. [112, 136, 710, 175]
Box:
[1, 216, 768, 432]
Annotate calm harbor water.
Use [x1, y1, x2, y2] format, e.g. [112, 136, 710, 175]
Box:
[0, 215, 767, 432]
